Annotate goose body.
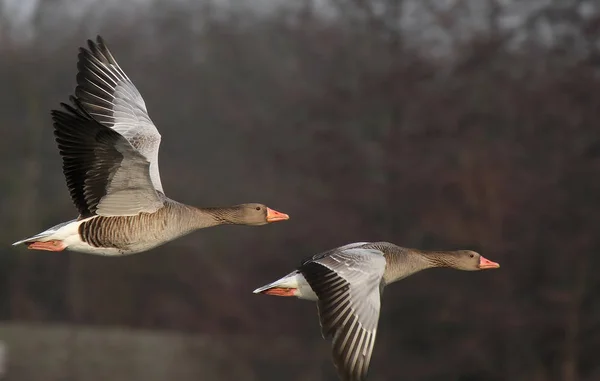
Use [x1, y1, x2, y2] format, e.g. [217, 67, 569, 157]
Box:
[12, 36, 289, 256]
[254, 241, 500, 381]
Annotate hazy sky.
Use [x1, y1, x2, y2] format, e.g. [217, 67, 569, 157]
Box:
[1, 0, 598, 54]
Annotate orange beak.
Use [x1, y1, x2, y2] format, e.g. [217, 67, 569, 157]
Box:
[266, 207, 290, 223]
[478, 256, 500, 269]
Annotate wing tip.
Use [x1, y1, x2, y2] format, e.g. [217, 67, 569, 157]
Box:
[79, 34, 113, 67]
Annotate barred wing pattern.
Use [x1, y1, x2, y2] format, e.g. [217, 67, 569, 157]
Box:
[300, 248, 386, 381]
[76, 36, 165, 193]
[53, 98, 163, 217]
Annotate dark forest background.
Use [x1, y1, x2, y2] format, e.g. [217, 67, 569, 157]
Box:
[1, 0, 600, 380]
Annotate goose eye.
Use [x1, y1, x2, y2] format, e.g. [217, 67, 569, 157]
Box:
[469, 253, 475, 258]
[256, 206, 261, 211]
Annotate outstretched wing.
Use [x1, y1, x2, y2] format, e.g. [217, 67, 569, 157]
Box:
[75, 36, 165, 193]
[53, 97, 164, 217]
[300, 247, 386, 381]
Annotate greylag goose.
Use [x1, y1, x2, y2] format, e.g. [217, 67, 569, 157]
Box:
[253, 242, 500, 381]
[12, 36, 289, 256]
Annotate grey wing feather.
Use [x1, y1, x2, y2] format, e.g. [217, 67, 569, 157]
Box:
[53, 98, 163, 217]
[75, 36, 165, 194]
[95, 138, 164, 216]
[300, 247, 386, 381]
[302, 242, 370, 265]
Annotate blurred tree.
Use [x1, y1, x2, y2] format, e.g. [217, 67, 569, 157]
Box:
[0, 0, 599, 380]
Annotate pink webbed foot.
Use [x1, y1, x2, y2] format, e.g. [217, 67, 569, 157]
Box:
[260, 287, 297, 297]
[26, 240, 66, 252]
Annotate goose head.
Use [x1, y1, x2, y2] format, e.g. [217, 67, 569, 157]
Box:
[442, 250, 500, 271]
[231, 203, 290, 225]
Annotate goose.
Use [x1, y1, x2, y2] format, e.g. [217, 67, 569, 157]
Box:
[253, 241, 500, 381]
[12, 36, 289, 256]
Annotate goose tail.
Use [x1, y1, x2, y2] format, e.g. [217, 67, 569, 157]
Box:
[253, 270, 317, 300]
[12, 219, 78, 248]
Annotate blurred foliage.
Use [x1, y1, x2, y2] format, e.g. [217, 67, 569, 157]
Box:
[1, 0, 600, 380]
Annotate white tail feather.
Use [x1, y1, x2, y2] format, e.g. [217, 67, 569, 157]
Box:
[253, 271, 300, 294]
[253, 270, 317, 300]
[12, 219, 78, 246]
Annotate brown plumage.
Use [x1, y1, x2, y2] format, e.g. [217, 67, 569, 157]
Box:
[254, 242, 500, 381]
[13, 36, 289, 255]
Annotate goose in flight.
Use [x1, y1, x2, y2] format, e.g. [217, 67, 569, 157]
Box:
[13, 36, 289, 255]
[254, 242, 500, 381]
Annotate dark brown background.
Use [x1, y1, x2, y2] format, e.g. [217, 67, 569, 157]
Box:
[1, 1, 599, 380]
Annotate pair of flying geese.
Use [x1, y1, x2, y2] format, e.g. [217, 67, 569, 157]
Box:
[12, 37, 500, 381]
